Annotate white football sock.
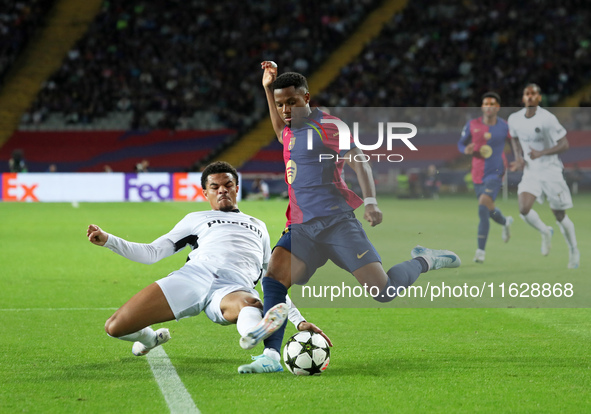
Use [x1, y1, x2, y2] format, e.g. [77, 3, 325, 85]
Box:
[520, 210, 548, 233]
[116, 327, 157, 346]
[264, 347, 281, 361]
[557, 215, 578, 250]
[236, 306, 263, 337]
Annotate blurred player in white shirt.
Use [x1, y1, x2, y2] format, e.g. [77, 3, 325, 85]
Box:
[87, 161, 330, 372]
[508, 84, 579, 268]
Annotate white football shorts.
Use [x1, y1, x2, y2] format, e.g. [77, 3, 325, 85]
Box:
[518, 172, 573, 210]
[156, 261, 259, 325]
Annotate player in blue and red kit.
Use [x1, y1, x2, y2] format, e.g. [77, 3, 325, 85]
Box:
[237, 62, 462, 374]
[458, 92, 514, 264]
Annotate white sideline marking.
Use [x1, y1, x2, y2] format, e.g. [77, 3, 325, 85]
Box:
[1, 307, 200, 412]
[0, 307, 118, 311]
[147, 347, 200, 414]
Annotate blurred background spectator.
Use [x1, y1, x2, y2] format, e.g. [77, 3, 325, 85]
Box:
[247, 178, 270, 200]
[8, 148, 27, 172]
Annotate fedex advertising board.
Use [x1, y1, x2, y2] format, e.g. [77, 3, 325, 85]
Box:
[0, 173, 241, 202]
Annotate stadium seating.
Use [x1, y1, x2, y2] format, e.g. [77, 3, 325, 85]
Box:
[0, 0, 54, 81]
[3, 0, 591, 177]
[315, 1, 591, 108]
[20, 0, 381, 131]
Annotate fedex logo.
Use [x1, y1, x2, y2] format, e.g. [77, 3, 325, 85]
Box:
[124, 173, 206, 202]
[172, 173, 206, 201]
[125, 173, 172, 201]
[2, 173, 39, 202]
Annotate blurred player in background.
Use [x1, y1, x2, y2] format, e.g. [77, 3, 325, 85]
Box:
[87, 161, 329, 372]
[237, 61, 462, 374]
[458, 92, 513, 264]
[508, 84, 579, 269]
[246, 178, 270, 200]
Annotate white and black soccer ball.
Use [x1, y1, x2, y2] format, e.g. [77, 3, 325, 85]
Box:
[283, 331, 330, 376]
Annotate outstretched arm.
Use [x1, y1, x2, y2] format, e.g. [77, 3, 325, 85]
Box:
[87, 224, 176, 264]
[261, 61, 285, 143]
[344, 148, 383, 227]
[87, 224, 108, 246]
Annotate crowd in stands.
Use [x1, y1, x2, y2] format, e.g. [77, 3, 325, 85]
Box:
[0, 0, 54, 82]
[22, 0, 379, 130]
[315, 0, 591, 108]
[9, 0, 591, 176]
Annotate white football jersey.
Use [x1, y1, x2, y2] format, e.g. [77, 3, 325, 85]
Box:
[105, 209, 271, 288]
[507, 106, 566, 175]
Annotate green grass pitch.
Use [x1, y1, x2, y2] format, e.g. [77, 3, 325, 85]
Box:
[1, 195, 589, 413]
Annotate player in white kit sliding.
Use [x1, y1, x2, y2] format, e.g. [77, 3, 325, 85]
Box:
[508, 84, 579, 269]
[87, 161, 330, 372]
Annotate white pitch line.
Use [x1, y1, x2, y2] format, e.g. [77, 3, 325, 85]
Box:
[2, 307, 199, 412]
[0, 307, 118, 311]
[147, 346, 200, 414]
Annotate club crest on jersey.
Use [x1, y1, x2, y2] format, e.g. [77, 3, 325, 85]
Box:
[484, 132, 492, 140]
[286, 160, 297, 184]
[288, 134, 296, 151]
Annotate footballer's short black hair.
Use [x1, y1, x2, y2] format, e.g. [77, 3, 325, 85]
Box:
[482, 91, 501, 105]
[524, 83, 542, 94]
[201, 161, 239, 189]
[271, 72, 309, 92]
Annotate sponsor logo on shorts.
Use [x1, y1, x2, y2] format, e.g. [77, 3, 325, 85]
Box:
[357, 250, 369, 259]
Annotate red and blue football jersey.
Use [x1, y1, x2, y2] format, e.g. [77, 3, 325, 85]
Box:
[458, 117, 510, 184]
[282, 109, 362, 225]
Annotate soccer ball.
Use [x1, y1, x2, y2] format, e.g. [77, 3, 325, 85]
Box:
[283, 331, 330, 376]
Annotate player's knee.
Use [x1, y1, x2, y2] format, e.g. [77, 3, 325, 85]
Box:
[264, 269, 293, 287]
[244, 296, 263, 309]
[104, 318, 116, 337]
[519, 206, 530, 216]
[553, 210, 565, 222]
[104, 316, 124, 338]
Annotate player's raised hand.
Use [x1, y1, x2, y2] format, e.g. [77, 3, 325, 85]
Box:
[364, 204, 383, 227]
[261, 61, 278, 88]
[87, 224, 108, 246]
[297, 321, 333, 347]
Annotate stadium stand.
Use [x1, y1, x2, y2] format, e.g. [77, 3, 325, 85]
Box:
[2, 0, 591, 186]
[242, 0, 591, 185]
[315, 0, 591, 108]
[0, 0, 54, 82]
[19, 0, 381, 132]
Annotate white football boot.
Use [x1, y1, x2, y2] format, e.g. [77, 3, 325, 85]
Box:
[132, 328, 170, 356]
[541, 226, 554, 256]
[237, 354, 283, 374]
[502, 216, 513, 243]
[568, 247, 580, 269]
[473, 249, 485, 264]
[240, 303, 288, 350]
[411, 245, 461, 270]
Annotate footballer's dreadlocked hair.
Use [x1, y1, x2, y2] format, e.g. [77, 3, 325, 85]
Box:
[201, 161, 239, 189]
[482, 91, 501, 105]
[271, 72, 309, 92]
